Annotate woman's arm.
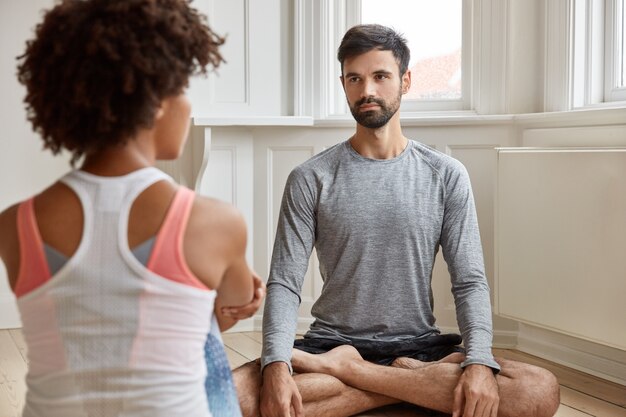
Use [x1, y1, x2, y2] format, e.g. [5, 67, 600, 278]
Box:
[214, 273, 265, 331]
[0, 204, 20, 291]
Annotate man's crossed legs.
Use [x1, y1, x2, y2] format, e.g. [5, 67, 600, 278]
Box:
[233, 337, 560, 417]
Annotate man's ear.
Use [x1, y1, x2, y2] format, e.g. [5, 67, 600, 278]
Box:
[401, 69, 412, 94]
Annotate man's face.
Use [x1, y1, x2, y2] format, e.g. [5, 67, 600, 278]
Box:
[341, 49, 410, 129]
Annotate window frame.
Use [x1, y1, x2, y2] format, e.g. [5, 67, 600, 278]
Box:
[349, 0, 472, 112]
[294, 0, 481, 119]
[604, 0, 626, 101]
[570, 0, 626, 108]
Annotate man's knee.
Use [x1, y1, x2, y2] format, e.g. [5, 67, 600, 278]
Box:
[514, 366, 560, 417]
[232, 360, 262, 417]
[531, 368, 560, 417]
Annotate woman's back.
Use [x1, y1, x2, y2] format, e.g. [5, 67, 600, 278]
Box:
[17, 168, 219, 416]
[0, 1, 257, 414]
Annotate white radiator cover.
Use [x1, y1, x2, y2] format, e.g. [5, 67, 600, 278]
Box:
[495, 148, 626, 351]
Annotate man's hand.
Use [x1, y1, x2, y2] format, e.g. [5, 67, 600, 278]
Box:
[221, 272, 266, 319]
[260, 362, 304, 417]
[452, 364, 499, 417]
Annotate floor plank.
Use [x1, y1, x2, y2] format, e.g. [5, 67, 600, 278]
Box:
[225, 346, 251, 370]
[8, 329, 27, 364]
[553, 404, 594, 417]
[0, 331, 27, 417]
[222, 332, 262, 361]
[494, 349, 626, 408]
[243, 331, 263, 344]
[560, 386, 626, 417]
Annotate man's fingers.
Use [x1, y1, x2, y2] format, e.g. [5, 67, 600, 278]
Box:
[463, 392, 478, 417]
[473, 398, 487, 417]
[452, 384, 464, 417]
[292, 391, 304, 417]
[491, 401, 499, 417]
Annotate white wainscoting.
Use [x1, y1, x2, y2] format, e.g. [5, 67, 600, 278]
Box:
[494, 122, 626, 384]
[159, 120, 626, 382]
[189, 124, 520, 340]
[496, 147, 626, 351]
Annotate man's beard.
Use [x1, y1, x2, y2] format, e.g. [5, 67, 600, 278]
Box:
[348, 90, 402, 129]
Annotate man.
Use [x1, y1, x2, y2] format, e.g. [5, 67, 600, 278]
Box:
[231, 24, 560, 417]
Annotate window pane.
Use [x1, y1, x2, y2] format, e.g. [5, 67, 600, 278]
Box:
[361, 0, 463, 100]
[619, 0, 626, 87]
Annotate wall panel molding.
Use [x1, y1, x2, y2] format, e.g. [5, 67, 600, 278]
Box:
[496, 148, 626, 351]
[544, 0, 572, 111]
[517, 324, 626, 385]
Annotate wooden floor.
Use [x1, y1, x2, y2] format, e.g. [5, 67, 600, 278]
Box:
[1, 329, 625, 417]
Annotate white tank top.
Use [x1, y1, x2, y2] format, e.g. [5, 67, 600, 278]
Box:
[16, 168, 216, 417]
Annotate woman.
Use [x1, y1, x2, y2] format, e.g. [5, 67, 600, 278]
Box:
[0, 0, 262, 415]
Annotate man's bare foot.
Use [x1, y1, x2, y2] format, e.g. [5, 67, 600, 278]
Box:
[391, 357, 428, 370]
[437, 352, 465, 365]
[391, 352, 465, 370]
[291, 345, 363, 375]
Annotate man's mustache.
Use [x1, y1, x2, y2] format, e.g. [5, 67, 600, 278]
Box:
[355, 97, 385, 107]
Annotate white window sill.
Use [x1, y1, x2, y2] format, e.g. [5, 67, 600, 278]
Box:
[191, 106, 626, 128]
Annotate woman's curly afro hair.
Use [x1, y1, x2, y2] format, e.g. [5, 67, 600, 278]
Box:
[17, 0, 224, 162]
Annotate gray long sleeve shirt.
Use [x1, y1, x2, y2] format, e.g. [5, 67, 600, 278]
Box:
[261, 140, 500, 372]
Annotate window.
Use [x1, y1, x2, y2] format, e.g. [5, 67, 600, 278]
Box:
[357, 0, 470, 111]
[294, 0, 491, 119]
[622, 3, 626, 86]
[361, 0, 463, 101]
[619, 0, 626, 87]
[616, 0, 626, 86]
[571, 0, 626, 107]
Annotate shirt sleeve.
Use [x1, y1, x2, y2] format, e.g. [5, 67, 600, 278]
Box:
[261, 168, 317, 373]
[440, 161, 500, 372]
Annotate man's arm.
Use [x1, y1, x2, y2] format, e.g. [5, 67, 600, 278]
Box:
[440, 160, 499, 371]
[261, 167, 317, 417]
[439, 160, 500, 417]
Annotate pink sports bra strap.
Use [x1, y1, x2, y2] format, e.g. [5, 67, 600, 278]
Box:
[146, 187, 210, 291]
[15, 198, 52, 298]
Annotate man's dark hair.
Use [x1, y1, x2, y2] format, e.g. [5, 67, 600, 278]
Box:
[17, 0, 225, 163]
[337, 24, 410, 76]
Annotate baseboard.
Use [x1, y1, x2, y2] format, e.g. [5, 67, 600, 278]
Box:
[516, 324, 626, 386]
[0, 294, 21, 329]
[425, 326, 518, 349]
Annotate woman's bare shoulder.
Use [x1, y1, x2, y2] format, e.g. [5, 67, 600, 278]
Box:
[190, 195, 247, 239]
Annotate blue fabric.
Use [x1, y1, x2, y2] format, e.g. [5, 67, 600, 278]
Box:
[205, 323, 242, 417]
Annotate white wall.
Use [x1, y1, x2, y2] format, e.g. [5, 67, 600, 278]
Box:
[0, 0, 70, 328]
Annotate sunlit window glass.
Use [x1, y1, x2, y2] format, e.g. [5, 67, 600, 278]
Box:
[361, 0, 462, 100]
[620, 0, 626, 87]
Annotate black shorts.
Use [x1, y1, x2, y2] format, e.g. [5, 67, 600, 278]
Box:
[293, 333, 465, 366]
